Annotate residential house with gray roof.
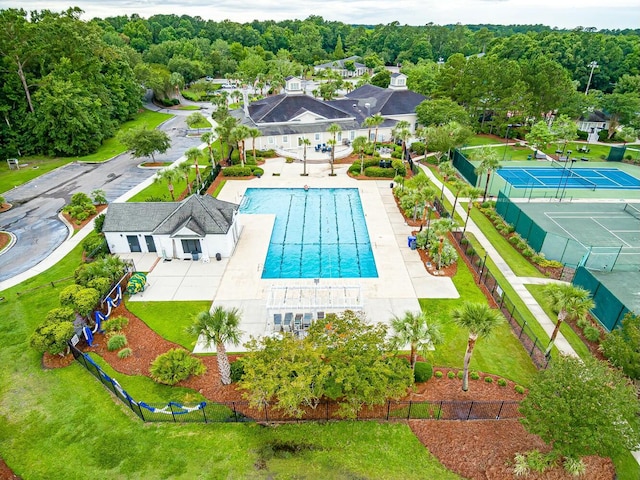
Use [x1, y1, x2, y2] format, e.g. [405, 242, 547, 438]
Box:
[313, 56, 368, 77]
[102, 194, 240, 260]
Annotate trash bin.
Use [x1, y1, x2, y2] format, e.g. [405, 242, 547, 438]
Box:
[407, 235, 416, 248]
[191, 251, 199, 261]
[215, 252, 222, 261]
[390, 182, 394, 188]
[527, 154, 532, 161]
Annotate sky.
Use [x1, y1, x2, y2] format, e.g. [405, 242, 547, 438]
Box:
[7, 0, 640, 30]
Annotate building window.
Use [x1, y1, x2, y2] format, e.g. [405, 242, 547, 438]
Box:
[314, 133, 321, 141]
[397, 78, 405, 86]
[337, 132, 342, 142]
[282, 135, 288, 143]
[268, 136, 274, 144]
[181, 239, 202, 254]
[290, 82, 300, 90]
[349, 130, 355, 140]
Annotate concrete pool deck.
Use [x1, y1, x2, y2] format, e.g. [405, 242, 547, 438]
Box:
[125, 157, 459, 352]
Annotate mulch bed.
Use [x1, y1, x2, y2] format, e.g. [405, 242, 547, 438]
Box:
[41, 300, 614, 479]
[0, 458, 20, 480]
[0, 232, 10, 251]
[61, 204, 107, 233]
[0, 203, 11, 213]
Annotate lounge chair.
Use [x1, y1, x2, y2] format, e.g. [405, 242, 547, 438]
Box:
[283, 312, 293, 332]
[303, 312, 313, 329]
[294, 313, 303, 331]
[273, 313, 282, 332]
[316, 311, 325, 321]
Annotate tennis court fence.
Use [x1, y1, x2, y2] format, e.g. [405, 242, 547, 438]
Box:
[451, 231, 550, 370]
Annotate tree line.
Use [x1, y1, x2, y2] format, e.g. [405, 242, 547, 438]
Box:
[1, 8, 639, 159]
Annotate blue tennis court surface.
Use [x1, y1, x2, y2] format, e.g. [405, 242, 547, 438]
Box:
[496, 166, 640, 190]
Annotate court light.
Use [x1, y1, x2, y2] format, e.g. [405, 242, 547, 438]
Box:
[585, 61, 599, 95]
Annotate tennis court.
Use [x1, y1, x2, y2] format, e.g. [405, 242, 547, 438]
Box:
[501, 198, 640, 271]
[496, 164, 640, 190]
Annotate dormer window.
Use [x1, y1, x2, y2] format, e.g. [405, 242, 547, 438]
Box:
[290, 82, 300, 91]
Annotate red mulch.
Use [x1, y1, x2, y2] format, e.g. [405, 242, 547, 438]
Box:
[62, 204, 107, 233]
[0, 232, 10, 251]
[0, 203, 11, 213]
[0, 459, 20, 480]
[410, 420, 615, 480]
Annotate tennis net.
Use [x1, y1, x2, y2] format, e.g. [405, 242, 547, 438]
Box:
[549, 160, 597, 190]
[623, 203, 640, 221]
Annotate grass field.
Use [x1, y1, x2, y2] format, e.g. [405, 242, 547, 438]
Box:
[0, 109, 173, 194]
[0, 242, 462, 480]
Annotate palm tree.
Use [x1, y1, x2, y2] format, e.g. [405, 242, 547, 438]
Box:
[327, 123, 342, 176]
[248, 127, 261, 163]
[392, 120, 412, 160]
[154, 168, 180, 201]
[301, 137, 311, 176]
[230, 124, 250, 167]
[201, 132, 217, 166]
[438, 161, 456, 200]
[352, 136, 368, 176]
[185, 147, 202, 189]
[391, 311, 443, 369]
[370, 113, 385, 144]
[452, 302, 503, 391]
[177, 161, 193, 196]
[215, 116, 238, 164]
[542, 284, 595, 357]
[363, 116, 376, 143]
[474, 147, 501, 202]
[187, 306, 242, 385]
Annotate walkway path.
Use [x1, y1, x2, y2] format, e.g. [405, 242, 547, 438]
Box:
[419, 164, 578, 358]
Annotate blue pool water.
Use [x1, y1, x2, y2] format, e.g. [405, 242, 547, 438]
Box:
[239, 188, 379, 279]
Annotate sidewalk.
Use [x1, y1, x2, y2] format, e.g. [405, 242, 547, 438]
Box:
[419, 164, 578, 358]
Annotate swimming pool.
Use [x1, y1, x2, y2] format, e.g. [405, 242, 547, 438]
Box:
[240, 188, 379, 279]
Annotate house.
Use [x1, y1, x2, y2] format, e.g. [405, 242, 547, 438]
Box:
[313, 56, 368, 78]
[231, 74, 426, 152]
[577, 110, 610, 142]
[102, 194, 240, 260]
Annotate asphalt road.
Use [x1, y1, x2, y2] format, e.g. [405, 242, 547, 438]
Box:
[0, 110, 204, 282]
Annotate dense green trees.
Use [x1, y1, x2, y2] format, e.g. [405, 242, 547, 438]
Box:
[0, 8, 141, 158]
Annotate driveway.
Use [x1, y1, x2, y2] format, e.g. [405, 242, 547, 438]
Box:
[0, 110, 204, 282]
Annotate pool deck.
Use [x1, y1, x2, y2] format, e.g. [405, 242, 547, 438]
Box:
[129, 157, 459, 352]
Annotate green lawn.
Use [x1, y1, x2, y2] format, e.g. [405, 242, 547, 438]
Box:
[0, 242, 462, 480]
[0, 109, 173, 194]
[461, 135, 505, 147]
[524, 284, 592, 361]
[541, 142, 612, 162]
[422, 257, 538, 387]
[469, 207, 544, 278]
[126, 300, 210, 349]
[178, 105, 201, 111]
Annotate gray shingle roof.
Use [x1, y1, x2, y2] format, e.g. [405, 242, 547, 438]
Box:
[248, 94, 353, 124]
[345, 85, 426, 116]
[315, 56, 366, 70]
[102, 195, 238, 236]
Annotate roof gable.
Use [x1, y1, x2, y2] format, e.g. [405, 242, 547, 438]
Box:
[103, 195, 237, 236]
[249, 95, 353, 124]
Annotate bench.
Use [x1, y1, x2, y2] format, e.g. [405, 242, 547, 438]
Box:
[534, 151, 546, 159]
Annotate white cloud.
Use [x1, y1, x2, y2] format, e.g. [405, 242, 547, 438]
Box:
[5, 0, 639, 29]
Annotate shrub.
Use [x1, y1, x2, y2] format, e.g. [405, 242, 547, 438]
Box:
[414, 362, 433, 383]
[484, 376, 494, 383]
[447, 371, 456, 379]
[509, 236, 520, 245]
[497, 378, 507, 387]
[250, 166, 264, 176]
[411, 141, 425, 155]
[434, 370, 443, 378]
[525, 449, 552, 473]
[87, 277, 112, 298]
[470, 371, 480, 380]
[222, 165, 252, 177]
[82, 235, 108, 258]
[391, 159, 406, 176]
[285, 157, 295, 163]
[563, 457, 586, 476]
[149, 348, 206, 385]
[103, 316, 129, 334]
[93, 213, 106, 234]
[522, 248, 534, 258]
[91, 189, 107, 205]
[364, 166, 395, 178]
[107, 334, 127, 351]
[45, 307, 76, 324]
[514, 385, 525, 394]
[118, 348, 133, 359]
[513, 452, 530, 477]
[230, 359, 245, 383]
[74, 288, 100, 318]
[59, 284, 82, 307]
[30, 321, 75, 356]
[582, 325, 601, 342]
[456, 370, 464, 379]
[576, 317, 589, 329]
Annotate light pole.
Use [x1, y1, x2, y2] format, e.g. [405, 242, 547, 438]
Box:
[502, 123, 522, 162]
[425, 206, 434, 245]
[585, 61, 598, 95]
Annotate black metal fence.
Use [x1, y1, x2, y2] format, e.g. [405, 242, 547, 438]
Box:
[452, 231, 550, 370]
[70, 344, 520, 423]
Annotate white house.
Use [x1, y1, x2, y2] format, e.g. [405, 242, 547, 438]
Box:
[102, 195, 240, 260]
[313, 56, 368, 78]
[577, 110, 610, 143]
[232, 74, 426, 152]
